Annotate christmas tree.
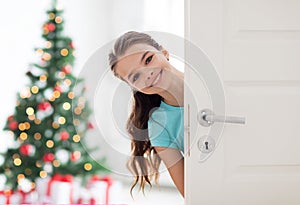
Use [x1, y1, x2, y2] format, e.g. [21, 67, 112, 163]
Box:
[0, 1, 108, 191]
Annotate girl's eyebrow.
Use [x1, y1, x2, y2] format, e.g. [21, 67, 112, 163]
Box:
[127, 51, 150, 80]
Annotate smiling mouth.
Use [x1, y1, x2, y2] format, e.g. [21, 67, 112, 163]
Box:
[150, 69, 163, 87]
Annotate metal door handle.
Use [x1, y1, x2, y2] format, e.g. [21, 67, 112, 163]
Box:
[198, 109, 246, 127]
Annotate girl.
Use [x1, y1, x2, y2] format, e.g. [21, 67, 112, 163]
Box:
[108, 31, 184, 197]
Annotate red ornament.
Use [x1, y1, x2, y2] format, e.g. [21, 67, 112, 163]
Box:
[60, 131, 69, 141]
[20, 144, 35, 156]
[8, 115, 14, 121]
[47, 23, 56, 32]
[88, 122, 94, 129]
[69, 42, 75, 49]
[37, 102, 51, 111]
[43, 153, 55, 162]
[70, 151, 81, 161]
[54, 86, 62, 93]
[61, 65, 72, 74]
[8, 121, 18, 130]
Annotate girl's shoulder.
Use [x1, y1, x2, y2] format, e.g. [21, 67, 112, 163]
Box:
[160, 100, 183, 111]
[148, 101, 183, 124]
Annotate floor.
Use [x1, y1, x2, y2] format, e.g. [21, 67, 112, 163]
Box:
[108, 169, 184, 205]
[113, 184, 184, 205]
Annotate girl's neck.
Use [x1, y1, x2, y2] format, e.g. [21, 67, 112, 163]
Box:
[160, 67, 184, 107]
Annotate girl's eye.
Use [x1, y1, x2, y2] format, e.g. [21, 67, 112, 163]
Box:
[133, 73, 140, 82]
[145, 55, 153, 65]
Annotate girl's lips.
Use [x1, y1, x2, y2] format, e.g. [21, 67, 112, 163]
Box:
[150, 69, 163, 87]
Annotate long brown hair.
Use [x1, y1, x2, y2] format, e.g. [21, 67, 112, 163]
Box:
[108, 31, 163, 195]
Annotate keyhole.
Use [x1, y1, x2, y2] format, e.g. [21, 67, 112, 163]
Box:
[197, 135, 215, 154]
[205, 141, 209, 150]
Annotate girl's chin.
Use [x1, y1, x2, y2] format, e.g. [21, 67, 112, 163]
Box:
[140, 86, 166, 95]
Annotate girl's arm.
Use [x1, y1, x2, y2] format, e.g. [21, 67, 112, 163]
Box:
[154, 147, 184, 197]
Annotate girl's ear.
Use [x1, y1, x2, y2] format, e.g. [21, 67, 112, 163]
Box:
[161, 48, 170, 61]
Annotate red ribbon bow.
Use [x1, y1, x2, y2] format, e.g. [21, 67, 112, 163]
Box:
[0, 190, 12, 205]
[46, 173, 73, 203]
[88, 175, 113, 205]
[18, 188, 35, 204]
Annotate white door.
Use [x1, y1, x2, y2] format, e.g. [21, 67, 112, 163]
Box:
[184, 0, 300, 204]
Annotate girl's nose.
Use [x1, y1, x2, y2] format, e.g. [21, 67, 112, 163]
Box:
[147, 72, 154, 80]
[145, 71, 154, 87]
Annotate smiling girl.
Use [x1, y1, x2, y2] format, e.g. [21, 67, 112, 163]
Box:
[109, 31, 184, 197]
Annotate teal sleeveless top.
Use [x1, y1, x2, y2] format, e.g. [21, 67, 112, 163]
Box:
[147, 100, 184, 152]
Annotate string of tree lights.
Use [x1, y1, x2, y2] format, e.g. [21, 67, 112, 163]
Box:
[0, 1, 108, 192]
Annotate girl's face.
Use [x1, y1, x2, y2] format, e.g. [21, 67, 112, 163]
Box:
[114, 44, 171, 95]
